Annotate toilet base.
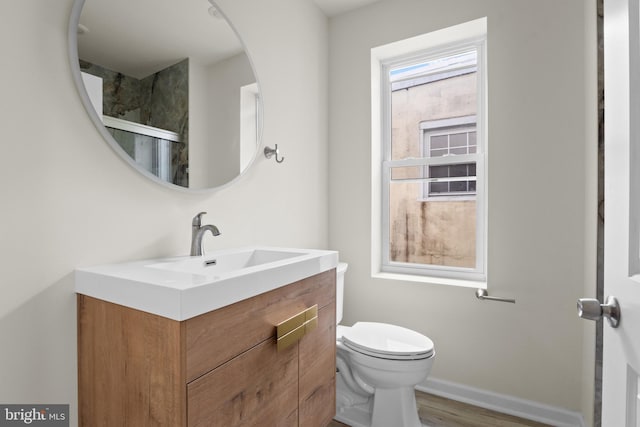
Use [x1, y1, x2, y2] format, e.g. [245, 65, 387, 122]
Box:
[371, 387, 423, 427]
[334, 404, 373, 427]
[335, 375, 426, 427]
[334, 399, 426, 427]
[335, 373, 371, 427]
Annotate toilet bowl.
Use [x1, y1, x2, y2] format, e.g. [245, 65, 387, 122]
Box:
[334, 263, 435, 427]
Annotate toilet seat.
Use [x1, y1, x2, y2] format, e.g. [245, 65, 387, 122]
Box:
[341, 322, 434, 360]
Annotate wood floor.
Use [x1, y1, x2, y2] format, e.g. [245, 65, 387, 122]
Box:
[328, 390, 552, 427]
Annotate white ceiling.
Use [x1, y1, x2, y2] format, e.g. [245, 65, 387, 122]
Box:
[76, 0, 383, 79]
[313, 0, 382, 17]
[77, 0, 243, 79]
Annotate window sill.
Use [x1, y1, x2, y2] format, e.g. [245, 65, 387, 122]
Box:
[417, 195, 477, 202]
[372, 271, 487, 289]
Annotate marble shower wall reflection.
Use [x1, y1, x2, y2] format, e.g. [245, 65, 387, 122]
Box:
[80, 59, 189, 187]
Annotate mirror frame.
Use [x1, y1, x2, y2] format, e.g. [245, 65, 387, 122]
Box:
[68, 0, 264, 193]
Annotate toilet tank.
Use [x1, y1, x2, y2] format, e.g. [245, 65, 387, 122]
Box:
[336, 262, 348, 324]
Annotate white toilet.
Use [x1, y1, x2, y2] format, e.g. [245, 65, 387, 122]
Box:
[335, 263, 435, 427]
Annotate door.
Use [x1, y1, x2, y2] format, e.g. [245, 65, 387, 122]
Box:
[603, 0, 640, 424]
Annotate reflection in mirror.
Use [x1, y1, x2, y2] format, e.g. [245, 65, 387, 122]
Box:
[70, 0, 262, 191]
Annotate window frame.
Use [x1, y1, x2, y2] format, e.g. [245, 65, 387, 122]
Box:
[371, 19, 488, 287]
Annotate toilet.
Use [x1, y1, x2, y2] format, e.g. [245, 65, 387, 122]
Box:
[335, 263, 435, 427]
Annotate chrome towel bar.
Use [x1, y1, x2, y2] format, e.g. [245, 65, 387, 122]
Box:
[475, 288, 516, 304]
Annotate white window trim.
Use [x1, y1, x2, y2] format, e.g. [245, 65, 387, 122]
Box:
[371, 17, 488, 288]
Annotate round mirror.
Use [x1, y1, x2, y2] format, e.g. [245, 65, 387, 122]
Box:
[68, 0, 262, 191]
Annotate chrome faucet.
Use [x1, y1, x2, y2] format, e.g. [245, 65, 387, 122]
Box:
[190, 212, 221, 256]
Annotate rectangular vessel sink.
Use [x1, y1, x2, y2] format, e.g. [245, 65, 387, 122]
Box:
[75, 246, 338, 320]
[146, 248, 303, 276]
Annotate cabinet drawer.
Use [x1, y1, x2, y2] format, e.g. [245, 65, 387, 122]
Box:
[187, 339, 299, 427]
[185, 269, 335, 382]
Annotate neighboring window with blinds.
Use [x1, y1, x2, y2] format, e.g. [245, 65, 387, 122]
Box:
[421, 117, 477, 200]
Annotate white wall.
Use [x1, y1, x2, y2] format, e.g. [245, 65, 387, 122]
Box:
[0, 0, 328, 425]
[188, 58, 210, 189]
[206, 53, 255, 187]
[328, 0, 597, 422]
[189, 53, 256, 189]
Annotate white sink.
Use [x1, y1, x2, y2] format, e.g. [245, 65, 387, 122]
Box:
[75, 247, 338, 320]
[146, 248, 303, 276]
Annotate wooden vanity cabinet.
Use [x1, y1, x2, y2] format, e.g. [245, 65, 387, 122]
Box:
[77, 269, 336, 427]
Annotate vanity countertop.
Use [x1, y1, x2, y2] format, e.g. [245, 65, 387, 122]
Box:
[75, 246, 338, 321]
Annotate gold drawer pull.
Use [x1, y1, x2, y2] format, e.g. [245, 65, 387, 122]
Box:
[276, 305, 318, 351]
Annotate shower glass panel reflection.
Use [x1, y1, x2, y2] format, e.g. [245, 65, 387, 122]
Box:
[103, 116, 182, 185]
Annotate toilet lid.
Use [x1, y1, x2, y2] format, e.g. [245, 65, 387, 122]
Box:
[341, 322, 434, 360]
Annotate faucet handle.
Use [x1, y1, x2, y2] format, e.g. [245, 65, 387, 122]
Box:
[192, 211, 207, 226]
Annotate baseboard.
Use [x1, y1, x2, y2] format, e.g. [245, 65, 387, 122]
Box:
[416, 377, 586, 427]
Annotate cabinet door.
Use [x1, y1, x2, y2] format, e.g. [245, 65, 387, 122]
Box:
[77, 295, 186, 427]
[187, 339, 299, 427]
[298, 302, 336, 427]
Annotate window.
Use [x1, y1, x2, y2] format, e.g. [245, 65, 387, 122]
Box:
[421, 116, 477, 199]
[371, 18, 487, 285]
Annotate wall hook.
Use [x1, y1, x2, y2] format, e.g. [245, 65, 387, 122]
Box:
[264, 144, 285, 163]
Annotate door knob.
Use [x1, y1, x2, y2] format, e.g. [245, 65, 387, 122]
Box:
[577, 296, 620, 328]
